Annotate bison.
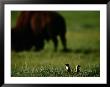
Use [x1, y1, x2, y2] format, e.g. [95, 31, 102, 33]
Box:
[11, 11, 69, 52]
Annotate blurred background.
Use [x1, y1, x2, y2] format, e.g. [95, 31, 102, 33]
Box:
[11, 11, 100, 77]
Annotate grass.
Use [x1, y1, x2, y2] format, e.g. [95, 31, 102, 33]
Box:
[11, 11, 100, 77]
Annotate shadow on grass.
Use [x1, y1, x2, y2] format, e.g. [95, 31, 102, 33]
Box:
[61, 48, 99, 54]
[81, 23, 97, 29]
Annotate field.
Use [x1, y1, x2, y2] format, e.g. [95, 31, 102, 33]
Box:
[11, 11, 100, 77]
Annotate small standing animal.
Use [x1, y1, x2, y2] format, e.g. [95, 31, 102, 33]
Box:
[75, 65, 81, 73]
[65, 64, 71, 73]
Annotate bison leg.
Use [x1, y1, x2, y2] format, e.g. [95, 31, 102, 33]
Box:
[60, 34, 67, 51]
[60, 34, 72, 52]
[52, 36, 58, 51]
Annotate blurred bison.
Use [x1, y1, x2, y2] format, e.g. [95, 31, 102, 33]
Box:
[11, 11, 69, 52]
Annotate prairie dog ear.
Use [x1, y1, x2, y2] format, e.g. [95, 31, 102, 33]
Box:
[77, 65, 81, 67]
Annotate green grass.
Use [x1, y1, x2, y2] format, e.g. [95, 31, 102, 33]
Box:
[11, 11, 100, 77]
